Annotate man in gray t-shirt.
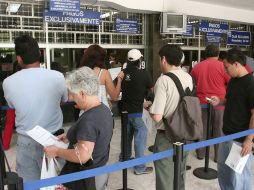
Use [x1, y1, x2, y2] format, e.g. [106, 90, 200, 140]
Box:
[3, 35, 68, 181]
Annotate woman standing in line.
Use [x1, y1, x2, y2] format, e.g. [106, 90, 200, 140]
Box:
[80, 44, 124, 110]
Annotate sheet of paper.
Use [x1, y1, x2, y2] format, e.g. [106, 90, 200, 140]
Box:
[142, 108, 153, 134]
[108, 67, 121, 80]
[225, 142, 250, 174]
[26, 125, 68, 149]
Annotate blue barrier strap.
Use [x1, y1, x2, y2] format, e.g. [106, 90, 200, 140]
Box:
[24, 128, 254, 190]
[128, 113, 142, 118]
[184, 128, 254, 152]
[0, 106, 12, 110]
[24, 149, 173, 190]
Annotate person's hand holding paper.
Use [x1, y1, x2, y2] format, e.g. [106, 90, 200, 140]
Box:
[57, 133, 69, 144]
[26, 125, 68, 149]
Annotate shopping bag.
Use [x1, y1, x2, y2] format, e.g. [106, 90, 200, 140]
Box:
[40, 154, 60, 190]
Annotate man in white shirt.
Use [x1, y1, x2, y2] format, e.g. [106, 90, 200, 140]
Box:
[149, 45, 193, 190]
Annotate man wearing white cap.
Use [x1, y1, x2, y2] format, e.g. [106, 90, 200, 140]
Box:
[120, 49, 153, 175]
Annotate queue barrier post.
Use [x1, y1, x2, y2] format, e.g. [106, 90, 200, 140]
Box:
[0, 109, 23, 190]
[0, 109, 7, 190]
[118, 111, 133, 190]
[173, 142, 184, 190]
[193, 103, 217, 179]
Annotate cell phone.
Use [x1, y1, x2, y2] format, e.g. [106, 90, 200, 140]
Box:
[53, 129, 64, 136]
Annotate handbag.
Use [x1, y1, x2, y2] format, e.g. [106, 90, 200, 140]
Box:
[40, 154, 61, 190]
[59, 159, 96, 190]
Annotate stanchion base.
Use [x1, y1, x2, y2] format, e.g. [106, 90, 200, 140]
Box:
[148, 145, 154, 153]
[117, 188, 134, 190]
[193, 167, 217, 180]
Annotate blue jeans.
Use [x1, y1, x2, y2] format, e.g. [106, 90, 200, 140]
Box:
[16, 134, 44, 181]
[217, 141, 253, 190]
[126, 116, 148, 172]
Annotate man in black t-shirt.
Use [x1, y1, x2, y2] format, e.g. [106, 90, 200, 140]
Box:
[210, 48, 254, 190]
[121, 49, 153, 175]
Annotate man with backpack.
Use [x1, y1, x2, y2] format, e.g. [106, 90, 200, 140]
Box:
[148, 45, 194, 190]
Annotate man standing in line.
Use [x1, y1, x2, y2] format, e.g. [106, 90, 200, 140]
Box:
[211, 48, 254, 190]
[3, 35, 68, 181]
[121, 49, 153, 175]
[191, 44, 230, 162]
[149, 45, 193, 190]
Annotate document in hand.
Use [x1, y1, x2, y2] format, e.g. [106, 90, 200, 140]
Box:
[142, 108, 153, 134]
[26, 125, 68, 149]
[225, 142, 250, 174]
[108, 67, 121, 80]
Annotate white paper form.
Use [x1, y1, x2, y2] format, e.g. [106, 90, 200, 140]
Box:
[225, 142, 250, 174]
[142, 108, 153, 134]
[26, 125, 68, 149]
[108, 67, 121, 80]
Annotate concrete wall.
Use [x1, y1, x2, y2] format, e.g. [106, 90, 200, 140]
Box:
[146, 14, 164, 82]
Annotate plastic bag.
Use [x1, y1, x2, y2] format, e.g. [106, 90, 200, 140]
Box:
[40, 154, 60, 190]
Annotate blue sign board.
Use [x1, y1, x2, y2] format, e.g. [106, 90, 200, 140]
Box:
[227, 31, 251, 46]
[50, 0, 80, 12]
[43, 10, 101, 25]
[183, 24, 193, 36]
[199, 21, 228, 34]
[115, 18, 139, 34]
[206, 32, 221, 44]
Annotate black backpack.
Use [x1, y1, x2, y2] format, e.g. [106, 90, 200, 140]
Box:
[163, 72, 203, 143]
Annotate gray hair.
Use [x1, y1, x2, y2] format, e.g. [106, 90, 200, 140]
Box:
[65, 66, 99, 96]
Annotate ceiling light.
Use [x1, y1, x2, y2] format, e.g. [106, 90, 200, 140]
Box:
[6, 3, 21, 13]
[100, 12, 118, 19]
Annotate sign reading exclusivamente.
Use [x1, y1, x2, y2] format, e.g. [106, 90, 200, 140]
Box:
[227, 31, 251, 46]
[116, 18, 139, 34]
[43, 10, 101, 25]
[50, 0, 80, 12]
[199, 21, 228, 34]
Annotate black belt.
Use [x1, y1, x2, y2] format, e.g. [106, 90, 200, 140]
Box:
[157, 129, 165, 134]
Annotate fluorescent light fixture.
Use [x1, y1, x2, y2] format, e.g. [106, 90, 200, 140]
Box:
[167, 42, 184, 45]
[6, 3, 21, 13]
[100, 12, 118, 19]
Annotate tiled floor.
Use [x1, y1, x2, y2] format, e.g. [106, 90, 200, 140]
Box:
[4, 117, 254, 190]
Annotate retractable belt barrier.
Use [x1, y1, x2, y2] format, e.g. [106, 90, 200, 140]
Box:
[0, 106, 13, 110]
[23, 128, 254, 190]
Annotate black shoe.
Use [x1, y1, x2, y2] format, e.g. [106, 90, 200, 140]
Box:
[186, 165, 191, 170]
[197, 156, 204, 160]
[119, 157, 134, 162]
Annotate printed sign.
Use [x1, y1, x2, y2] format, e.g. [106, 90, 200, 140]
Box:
[199, 21, 228, 34]
[206, 32, 221, 44]
[43, 10, 101, 25]
[227, 31, 251, 46]
[116, 18, 139, 34]
[183, 24, 193, 37]
[50, 0, 80, 12]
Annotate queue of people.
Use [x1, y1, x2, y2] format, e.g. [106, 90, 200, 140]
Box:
[1, 34, 254, 190]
